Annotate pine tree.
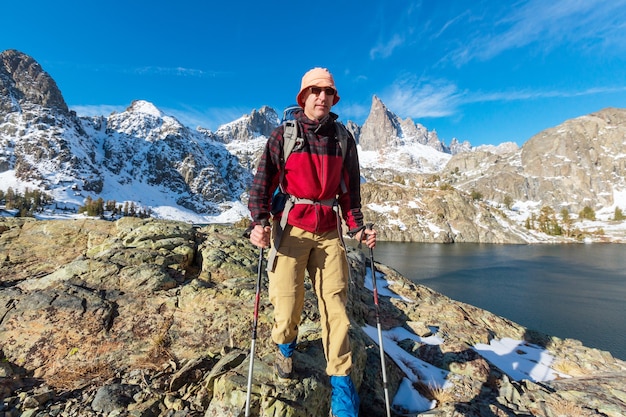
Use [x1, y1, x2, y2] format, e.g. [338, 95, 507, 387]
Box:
[94, 198, 105, 216]
[5, 188, 16, 210]
[538, 206, 562, 235]
[579, 206, 596, 221]
[503, 195, 513, 210]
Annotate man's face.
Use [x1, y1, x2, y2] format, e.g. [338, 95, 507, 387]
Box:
[303, 86, 336, 121]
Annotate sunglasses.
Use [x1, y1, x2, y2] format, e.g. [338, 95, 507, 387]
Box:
[309, 86, 336, 96]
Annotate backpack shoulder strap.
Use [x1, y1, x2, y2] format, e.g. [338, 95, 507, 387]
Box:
[334, 121, 349, 160]
[279, 120, 303, 191]
[334, 121, 349, 194]
[282, 120, 301, 164]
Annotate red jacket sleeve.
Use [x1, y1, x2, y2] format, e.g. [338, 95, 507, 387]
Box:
[339, 131, 364, 231]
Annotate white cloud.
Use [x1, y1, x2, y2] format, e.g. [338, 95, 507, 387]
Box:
[447, 0, 626, 65]
[368, 1, 422, 60]
[370, 34, 405, 60]
[340, 102, 371, 123]
[52, 59, 226, 79]
[463, 86, 626, 104]
[377, 73, 626, 123]
[132, 66, 221, 78]
[70, 104, 126, 117]
[380, 76, 463, 119]
[432, 10, 470, 40]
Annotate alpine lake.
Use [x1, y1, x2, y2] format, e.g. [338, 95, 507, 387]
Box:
[372, 241, 626, 361]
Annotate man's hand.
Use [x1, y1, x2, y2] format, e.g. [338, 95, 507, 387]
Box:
[250, 224, 271, 248]
[356, 227, 377, 249]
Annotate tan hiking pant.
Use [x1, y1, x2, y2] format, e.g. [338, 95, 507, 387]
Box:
[268, 224, 352, 376]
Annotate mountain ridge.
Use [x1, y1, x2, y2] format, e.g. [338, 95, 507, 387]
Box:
[1, 49, 625, 243]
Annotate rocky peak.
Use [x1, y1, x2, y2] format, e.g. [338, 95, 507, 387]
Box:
[0, 50, 100, 191]
[127, 99, 164, 117]
[0, 50, 250, 211]
[359, 95, 451, 153]
[106, 99, 188, 142]
[0, 49, 68, 114]
[345, 120, 361, 143]
[214, 105, 279, 143]
[519, 107, 626, 211]
[253, 105, 279, 131]
[449, 137, 473, 154]
[358, 95, 400, 151]
[100, 101, 252, 210]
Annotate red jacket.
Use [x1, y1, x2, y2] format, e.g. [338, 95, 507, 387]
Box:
[248, 111, 364, 234]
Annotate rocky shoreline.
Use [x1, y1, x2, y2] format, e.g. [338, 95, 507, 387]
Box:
[1, 217, 625, 416]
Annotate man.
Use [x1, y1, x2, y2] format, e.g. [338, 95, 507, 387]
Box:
[248, 67, 376, 417]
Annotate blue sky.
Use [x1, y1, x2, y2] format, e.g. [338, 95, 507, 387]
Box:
[3, 0, 626, 146]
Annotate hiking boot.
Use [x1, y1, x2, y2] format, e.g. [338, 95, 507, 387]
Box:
[275, 349, 293, 379]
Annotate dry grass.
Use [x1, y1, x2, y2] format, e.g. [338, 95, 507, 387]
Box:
[46, 361, 116, 392]
[543, 396, 591, 417]
[136, 315, 175, 369]
[44, 341, 120, 391]
[414, 380, 455, 406]
[41, 314, 177, 390]
[551, 359, 590, 377]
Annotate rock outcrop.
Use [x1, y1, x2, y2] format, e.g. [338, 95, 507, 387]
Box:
[213, 106, 279, 143]
[359, 182, 535, 243]
[1, 218, 624, 416]
[0, 49, 68, 114]
[446, 107, 626, 214]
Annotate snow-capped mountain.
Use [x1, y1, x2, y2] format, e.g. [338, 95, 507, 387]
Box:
[96, 100, 251, 212]
[2, 49, 625, 242]
[1, 50, 253, 222]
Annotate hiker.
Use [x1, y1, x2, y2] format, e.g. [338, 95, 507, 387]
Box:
[248, 67, 376, 417]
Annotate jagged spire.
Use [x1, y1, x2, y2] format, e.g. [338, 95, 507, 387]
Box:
[359, 95, 448, 152]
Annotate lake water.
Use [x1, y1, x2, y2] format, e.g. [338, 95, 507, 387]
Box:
[372, 242, 626, 361]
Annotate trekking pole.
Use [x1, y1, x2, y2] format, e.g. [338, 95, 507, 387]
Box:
[366, 223, 392, 417]
[245, 246, 264, 417]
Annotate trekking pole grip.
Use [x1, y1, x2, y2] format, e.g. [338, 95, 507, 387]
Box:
[365, 223, 375, 247]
